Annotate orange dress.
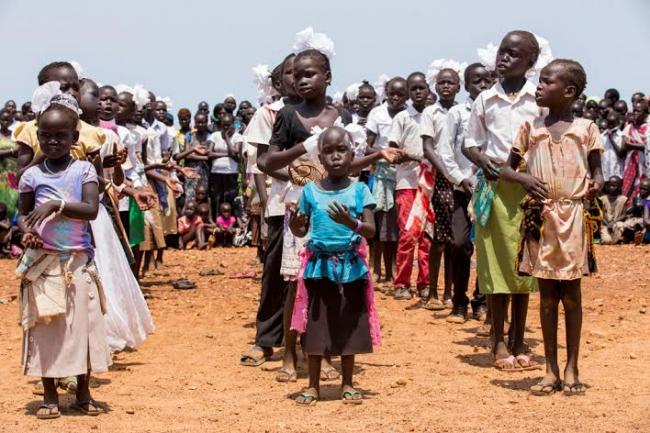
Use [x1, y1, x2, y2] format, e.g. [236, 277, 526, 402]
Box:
[513, 117, 603, 280]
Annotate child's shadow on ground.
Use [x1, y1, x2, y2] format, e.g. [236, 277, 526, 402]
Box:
[490, 377, 542, 391]
[24, 395, 112, 417]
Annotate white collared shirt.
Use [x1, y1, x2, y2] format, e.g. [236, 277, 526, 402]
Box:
[388, 103, 425, 190]
[465, 81, 544, 164]
[600, 128, 624, 181]
[145, 119, 172, 164]
[365, 103, 393, 150]
[438, 98, 476, 186]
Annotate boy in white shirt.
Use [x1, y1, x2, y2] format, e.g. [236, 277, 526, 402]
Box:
[388, 72, 430, 301]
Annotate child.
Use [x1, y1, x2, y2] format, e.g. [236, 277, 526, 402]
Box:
[183, 112, 211, 202]
[17, 93, 110, 418]
[621, 101, 648, 204]
[388, 72, 430, 301]
[208, 112, 242, 217]
[215, 202, 239, 247]
[0, 202, 19, 256]
[366, 77, 408, 285]
[289, 126, 380, 405]
[504, 58, 603, 395]
[421, 60, 464, 311]
[0, 109, 18, 219]
[178, 200, 207, 249]
[464, 30, 547, 371]
[599, 176, 628, 244]
[432, 62, 494, 321]
[601, 112, 626, 181]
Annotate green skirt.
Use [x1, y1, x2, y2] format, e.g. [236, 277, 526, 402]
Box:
[129, 198, 145, 247]
[476, 180, 537, 295]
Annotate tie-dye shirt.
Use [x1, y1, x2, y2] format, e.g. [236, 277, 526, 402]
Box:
[18, 160, 98, 253]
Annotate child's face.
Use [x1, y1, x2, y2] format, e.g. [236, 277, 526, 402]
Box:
[37, 109, 78, 160]
[116, 93, 134, 123]
[631, 93, 644, 105]
[496, 33, 536, 79]
[613, 100, 628, 116]
[154, 102, 167, 122]
[606, 112, 620, 129]
[198, 102, 209, 114]
[465, 66, 493, 100]
[282, 56, 299, 99]
[632, 102, 649, 126]
[220, 204, 231, 217]
[318, 128, 353, 177]
[198, 204, 210, 219]
[605, 178, 621, 195]
[598, 119, 608, 133]
[294, 56, 330, 101]
[45, 66, 80, 102]
[435, 69, 461, 102]
[194, 114, 208, 133]
[220, 116, 234, 134]
[570, 101, 584, 118]
[639, 180, 650, 198]
[0, 112, 12, 131]
[178, 114, 191, 130]
[224, 97, 237, 113]
[535, 63, 575, 108]
[196, 187, 207, 202]
[98, 87, 119, 121]
[407, 75, 429, 108]
[184, 202, 197, 217]
[79, 81, 99, 120]
[357, 87, 376, 114]
[386, 81, 408, 111]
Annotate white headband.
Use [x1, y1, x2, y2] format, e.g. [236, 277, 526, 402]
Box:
[292, 27, 336, 60]
[426, 59, 467, 86]
[31, 81, 81, 115]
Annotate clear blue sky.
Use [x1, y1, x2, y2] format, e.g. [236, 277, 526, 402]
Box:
[1, 0, 648, 115]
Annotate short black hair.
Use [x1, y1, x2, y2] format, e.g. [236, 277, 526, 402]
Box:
[99, 85, 117, 95]
[295, 49, 331, 74]
[505, 30, 540, 65]
[37, 61, 76, 85]
[407, 72, 426, 84]
[359, 80, 376, 96]
[604, 88, 620, 101]
[547, 58, 587, 97]
[386, 76, 407, 90]
[464, 62, 485, 84]
[213, 103, 225, 117]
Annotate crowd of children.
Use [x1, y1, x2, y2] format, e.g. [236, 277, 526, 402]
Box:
[1, 26, 649, 417]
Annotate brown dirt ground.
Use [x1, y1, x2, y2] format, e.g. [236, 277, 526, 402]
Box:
[0, 245, 649, 433]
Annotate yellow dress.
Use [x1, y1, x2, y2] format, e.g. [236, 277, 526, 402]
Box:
[513, 117, 603, 280]
[13, 119, 105, 160]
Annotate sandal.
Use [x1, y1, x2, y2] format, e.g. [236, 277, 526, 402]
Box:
[240, 346, 272, 367]
[493, 354, 519, 372]
[275, 367, 297, 383]
[295, 389, 318, 405]
[320, 366, 340, 381]
[514, 354, 542, 371]
[530, 380, 561, 396]
[58, 376, 77, 393]
[199, 268, 224, 276]
[70, 399, 102, 416]
[341, 388, 363, 405]
[563, 382, 586, 396]
[422, 298, 446, 311]
[36, 404, 60, 420]
[171, 279, 196, 290]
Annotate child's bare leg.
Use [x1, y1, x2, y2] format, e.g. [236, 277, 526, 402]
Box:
[321, 355, 339, 380]
[383, 241, 396, 281]
[196, 225, 207, 249]
[510, 294, 530, 357]
[560, 279, 584, 393]
[155, 249, 164, 267]
[73, 371, 101, 414]
[443, 245, 453, 301]
[142, 251, 153, 276]
[428, 242, 445, 300]
[491, 294, 514, 367]
[372, 240, 382, 281]
[295, 355, 321, 404]
[132, 246, 142, 280]
[532, 280, 561, 393]
[42, 378, 58, 406]
[340, 355, 362, 403]
[278, 282, 298, 381]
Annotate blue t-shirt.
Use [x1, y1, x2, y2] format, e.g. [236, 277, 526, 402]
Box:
[299, 181, 376, 284]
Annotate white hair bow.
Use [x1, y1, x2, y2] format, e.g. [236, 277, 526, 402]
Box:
[252, 64, 273, 105]
[374, 74, 391, 102]
[292, 27, 336, 60]
[345, 83, 362, 101]
[156, 96, 173, 110]
[332, 91, 344, 104]
[132, 84, 150, 110]
[31, 81, 81, 115]
[477, 42, 498, 71]
[69, 60, 84, 79]
[426, 59, 468, 87]
[529, 34, 553, 77]
[115, 84, 134, 95]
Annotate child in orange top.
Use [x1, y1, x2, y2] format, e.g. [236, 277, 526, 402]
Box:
[178, 200, 206, 249]
[504, 59, 603, 396]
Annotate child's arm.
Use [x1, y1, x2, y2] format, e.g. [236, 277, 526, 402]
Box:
[327, 202, 375, 239]
[0, 147, 17, 159]
[587, 151, 604, 199]
[349, 147, 405, 173]
[24, 182, 99, 230]
[289, 209, 309, 237]
[257, 143, 306, 173]
[255, 144, 290, 181]
[17, 191, 42, 249]
[502, 150, 549, 200]
[207, 139, 230, 159]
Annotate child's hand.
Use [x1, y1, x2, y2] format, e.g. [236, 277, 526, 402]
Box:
[587, 177, 603, 200]
[193, 146, 208, 156]
[25, 200, 60, 229]
[21, 232, 43, 249]
[179, 167, 199, 179]
[165, 177, 182, 193]
[289, 210, 309, 229]
[379, 148, 406, 163]
[460, 178, 475, 195]
[476, 153, 501, 181]
[327, 201, 354, 227]
[519, 174, 549, 200]
[134, 189, 157, 210]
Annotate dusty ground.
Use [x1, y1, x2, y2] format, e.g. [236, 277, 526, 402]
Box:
[0, 244, 648, 433]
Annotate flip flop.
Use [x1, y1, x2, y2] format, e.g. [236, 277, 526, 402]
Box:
[275, 367, 297, 383]
[240, 347, 272, 367]
[563, 382, 586, 396]
[295, 389, 318, 406]
[172, 279, 196, 290]
[341, 388, 363, 405]
[493, 354, 519, 372]
[422, 298, 446, 311]
[320, 366, 340, 381]
[530, 381, 561, 396]
[58, 376, 77, 393]
[36, 404, 60, 420]
[515, 354, 542, 371]
[199, 269, 224, 276]
[70, 399, 102, 416]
